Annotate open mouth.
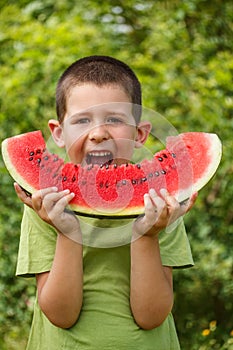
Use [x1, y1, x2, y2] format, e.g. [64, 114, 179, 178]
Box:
[85, 151, 114, 166]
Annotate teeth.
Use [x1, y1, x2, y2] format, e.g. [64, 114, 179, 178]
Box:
[88, 151, 112, 157]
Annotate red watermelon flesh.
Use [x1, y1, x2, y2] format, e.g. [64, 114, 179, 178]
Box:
[1, 130, 222, 218]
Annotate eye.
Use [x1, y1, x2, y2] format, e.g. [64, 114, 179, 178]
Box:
[72, 117, 90, 125]
[106, 116, 124, 124]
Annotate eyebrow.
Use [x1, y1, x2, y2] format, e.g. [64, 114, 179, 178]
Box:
[68, 110, 132, 120]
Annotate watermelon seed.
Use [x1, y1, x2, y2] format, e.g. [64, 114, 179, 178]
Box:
[154, 171, 159, 176]
[53, 157, 59, 162]
[163, 153, 168, 158]
[122, 180, 127, 185]
[44, 155, 49, 161]
[131, 179, 137, 185]
[161, 170, 166, 174]
[114, 164, 117, 168]
[148, 173, 153, 178]
[141, 177, 147, 182]
[171, 153, 176, 158]
[87, 165, 93, 170]
[158, 157, 163, 162]
[29, 151, 34, 156]
[37, 158, 41, 164]
[99, 182, 104, 188]
[36, 149, 41, 154]
[63, 176, 67, 181]
[105, 164, 109, 169]
[29, 157, 33, 161]
[105, 181, 109, 188]
[72, 176, 76, 182]
[136, 164, 141, 169]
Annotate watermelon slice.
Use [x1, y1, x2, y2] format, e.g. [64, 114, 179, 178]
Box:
[1, 130, 222, 218]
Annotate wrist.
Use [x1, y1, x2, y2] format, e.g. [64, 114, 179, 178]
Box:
[131, 228, 160, 243]
[56, 226, 83, 245]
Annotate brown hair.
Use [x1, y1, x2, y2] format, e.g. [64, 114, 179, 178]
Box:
[56, 55, 142, 123]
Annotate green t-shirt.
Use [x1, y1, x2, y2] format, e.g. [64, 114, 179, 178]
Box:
[16, 205, 194, 350]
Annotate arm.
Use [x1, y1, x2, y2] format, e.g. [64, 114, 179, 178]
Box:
[130, 189, 197, 330]
[14, 184, 83, 329]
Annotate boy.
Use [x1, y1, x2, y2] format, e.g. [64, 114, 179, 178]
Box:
[14, 55, 197, 349]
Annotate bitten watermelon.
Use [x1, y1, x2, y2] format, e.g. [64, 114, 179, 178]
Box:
[1, 130, 222, 218]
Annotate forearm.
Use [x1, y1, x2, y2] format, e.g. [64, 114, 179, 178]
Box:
[37, 232, 83, 329]
[130, 234, 173, 330]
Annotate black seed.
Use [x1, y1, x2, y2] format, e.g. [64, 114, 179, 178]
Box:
[63, 176, 67, 181]
[44, 156, 49, 161]
[171, 153, 176, 158]
[53, 173, 58, 179]
[131, 179, 137, 185]
[87, 165, 93, 170]
[53, 157, 58, 162]
[29, 157, 33, 161]
[72, 176, 76, 182]
[36, 149, 41, 154]
[158, 157, 163, 162]
[161, 170, 166, 174]
[105, 181, 109, 188]
[136, 164, 141, 169]
[155, 171, 159, 176]
[122, 180, 127, 185]
[125, 163, 128, 167]
[29, 151, 34, 156]
[105, 164, 109, 169]
[163, 153, 168, 158]
[141, 177, 147, 182]
[99, 182, 104, 188]
[114, 164, 117, 168]
[148, 173, 153, 178]
[100, 164, 104, 168]
[37, 158, 41, 164]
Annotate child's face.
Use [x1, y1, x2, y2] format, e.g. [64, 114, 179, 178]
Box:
[49, 84, 151, 166]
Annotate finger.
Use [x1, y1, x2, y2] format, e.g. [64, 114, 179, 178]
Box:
[143, 193, 156, 221]
[180, 192, 198, 214]
[149, 189, 166, 214]
[160, 189, 180, 210]
[43, 190, 75, 216]
[14, 183, 33, 207]
[31, 187, 58, 211]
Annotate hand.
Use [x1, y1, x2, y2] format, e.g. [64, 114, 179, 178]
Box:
[133, 188, 197, 238]
[14, 183, 81, 237]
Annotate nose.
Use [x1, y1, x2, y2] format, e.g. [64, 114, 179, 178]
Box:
[88, 124, 110, 143]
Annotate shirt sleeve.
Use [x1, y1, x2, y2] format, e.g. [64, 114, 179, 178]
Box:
[16, 205, 57, 277]
[159, 218, 194, 268]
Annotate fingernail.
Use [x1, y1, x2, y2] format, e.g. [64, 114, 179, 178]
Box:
[149, 188, 157, 196]
[160, 188, 167, 196]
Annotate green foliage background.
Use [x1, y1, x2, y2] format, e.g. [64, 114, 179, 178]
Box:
[0, 1, 232, 349]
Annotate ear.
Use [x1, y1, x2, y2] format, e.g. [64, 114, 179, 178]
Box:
[48, 119, 65, 148]
[135, 121, 152, 148]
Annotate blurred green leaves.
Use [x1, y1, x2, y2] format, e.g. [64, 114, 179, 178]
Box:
[0, 1, 232, 349]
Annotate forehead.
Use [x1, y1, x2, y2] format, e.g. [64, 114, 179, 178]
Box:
[65, 83, 133, 117]
[67, 83, 130, 106]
